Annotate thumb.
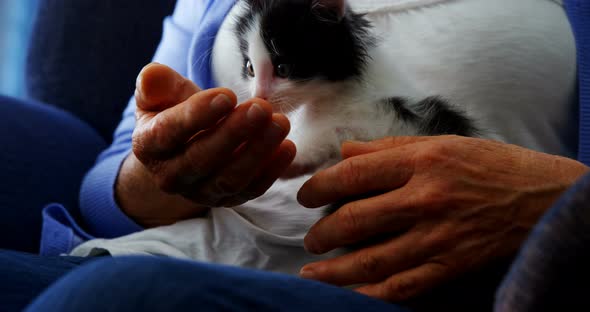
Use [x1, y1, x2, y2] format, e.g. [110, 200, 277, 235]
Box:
[341, 136, 440, 159]
[135, 63, 201, 112]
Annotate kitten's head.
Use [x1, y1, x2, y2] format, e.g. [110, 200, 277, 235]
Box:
[217, 0, 373, 112]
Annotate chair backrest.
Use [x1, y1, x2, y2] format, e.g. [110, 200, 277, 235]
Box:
[26, 0, 176, 142]
[566, 0, 590, 165]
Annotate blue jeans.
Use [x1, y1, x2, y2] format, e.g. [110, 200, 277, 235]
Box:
[2, 248, 514, 312]
[0, 95, 106, 253]
[14, 253, 400, 312]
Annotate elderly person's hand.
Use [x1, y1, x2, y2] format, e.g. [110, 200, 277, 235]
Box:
[298, 135, 589, 301]
[116, 63, 295, 227]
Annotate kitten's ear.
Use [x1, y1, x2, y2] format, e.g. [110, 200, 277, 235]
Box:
[313, 0, 347, 20]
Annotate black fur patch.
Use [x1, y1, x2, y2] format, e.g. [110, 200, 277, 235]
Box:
[384, 97, 419, 123]
[384, 96, 478, 137]
[235, 0, 375, 81]
[414, 96, 478, 136]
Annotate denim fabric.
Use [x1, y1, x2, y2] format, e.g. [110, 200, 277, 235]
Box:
[0, 95, 105, 253]
[0, 250, 90, 312]
[567, 0, 590, 164]
[24, 255, 402, 312]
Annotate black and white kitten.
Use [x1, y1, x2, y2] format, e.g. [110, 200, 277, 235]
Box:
[212, 0, 479, 175]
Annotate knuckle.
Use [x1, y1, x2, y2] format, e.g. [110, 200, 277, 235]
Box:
[229, 128, 249, 145]
[355, 252, 382, 277]
[417, 184, 449, 212]
[182, 188, 223, 207]
[153, 169, 177, 193]
[185, 144, 211, 175]
[339, 204, 362, 237]
[148, 117, 172, 150]
[183, 97, 202, 118]
[131, 129, 151, 160]
[414, 143, 449, 169]
[153, 164, 203, 195]
[385, 276, 419, 301]
[339, 159, 365, 189]
[214, 175, 244, 196]
[421, 180, 455, 206]
[132, 118, 170, 160]
[420, 184, 443, 202]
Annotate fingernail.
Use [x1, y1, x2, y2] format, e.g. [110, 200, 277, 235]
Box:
[210, 94, 234, 113]
[299, 266, 317, 279]
[247, 103, 268, 124]
[264, 122, 286, 141]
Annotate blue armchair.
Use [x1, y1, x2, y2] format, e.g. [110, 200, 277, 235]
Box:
[26, 0, 176, 142]
[0, 0, 175, 254]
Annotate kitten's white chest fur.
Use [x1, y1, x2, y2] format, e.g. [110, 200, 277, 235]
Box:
[212, 0, 577, 172]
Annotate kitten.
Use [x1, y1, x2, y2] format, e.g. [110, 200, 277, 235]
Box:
[212, 0, 479, 176]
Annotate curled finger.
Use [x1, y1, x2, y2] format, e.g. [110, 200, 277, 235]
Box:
[134, 88, 237, 162]
[191, 115, 291, 205]
[355, 262, 450, 302]
[241, 139, 297, 200]
[300, 229, 428, 287]
[221, 139, 296, 207]
[297, 148, 414, 208]
[152, 100, 273, 194]
[341, 136, 443, 159]
[304, 188, 420, 254]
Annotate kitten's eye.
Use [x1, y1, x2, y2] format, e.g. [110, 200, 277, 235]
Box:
[245, 59, 255, 77]
[276, 64, 292, 78]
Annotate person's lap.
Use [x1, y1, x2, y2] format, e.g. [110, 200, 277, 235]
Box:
[1, 248, 515, 312]
[0, 95, 106, 253]
[0, 249, 399, 312]
[0, 249, 91, 312]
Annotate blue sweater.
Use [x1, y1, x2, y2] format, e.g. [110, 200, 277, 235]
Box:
[40, 0, 237, 255]
[39, 0, 590, 255]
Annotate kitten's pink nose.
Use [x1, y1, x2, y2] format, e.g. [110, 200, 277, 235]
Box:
[254, 61, 274, 100]
[254, 80, 272, 100]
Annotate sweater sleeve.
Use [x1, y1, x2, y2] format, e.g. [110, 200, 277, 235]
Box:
[79, 0, 198, 238]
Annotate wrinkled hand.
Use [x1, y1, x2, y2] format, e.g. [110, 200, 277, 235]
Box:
[116, 63, 295, 227]
[297, 135, 588, 301]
